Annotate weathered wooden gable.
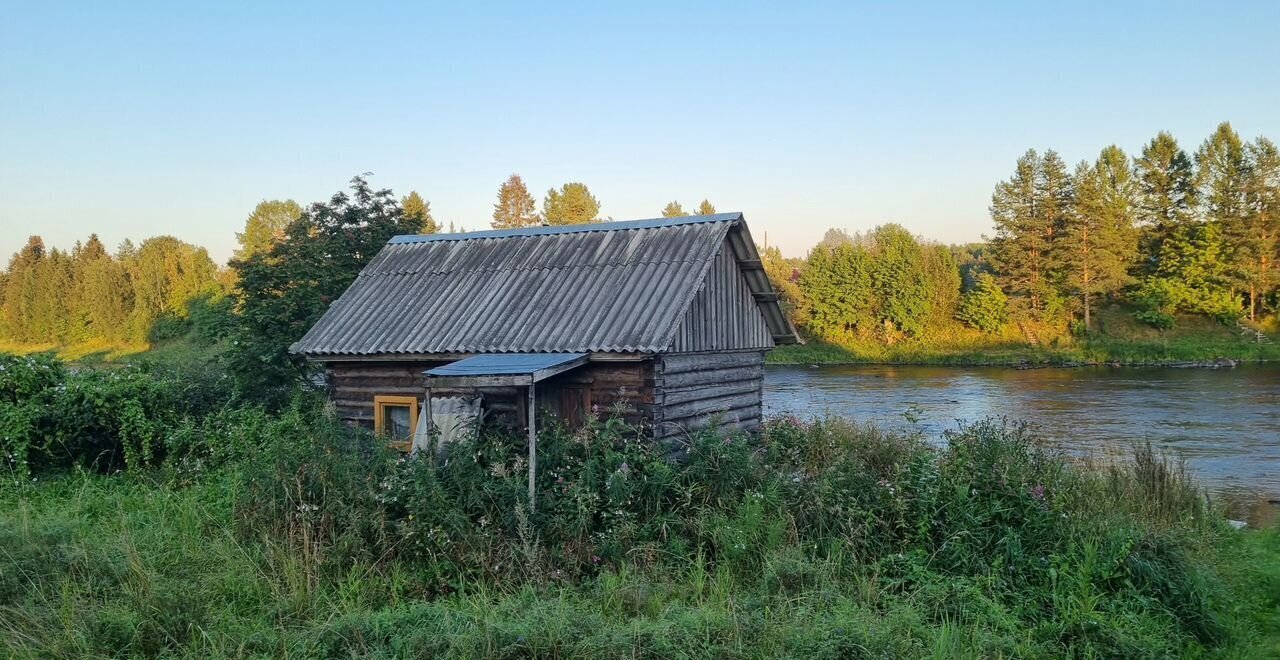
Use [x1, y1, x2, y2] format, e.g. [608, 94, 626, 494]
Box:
[667, 241, 774, 353]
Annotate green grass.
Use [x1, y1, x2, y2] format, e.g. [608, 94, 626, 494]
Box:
[0, 334, 221, 368]
[771, 307, 1280, 366]
[3, 411, 1279, 658]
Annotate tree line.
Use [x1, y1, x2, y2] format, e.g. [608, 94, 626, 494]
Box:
[0, 234, 225, 346]
[489, 174, 718, 228]
[2, 122, 1275, 376]
[0, 171, 720, 360]
[763, 122, 1279, 347]
[988, 122, 1278, 328]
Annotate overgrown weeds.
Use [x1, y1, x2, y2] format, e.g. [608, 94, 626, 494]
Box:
[1, 355, 1277, 657]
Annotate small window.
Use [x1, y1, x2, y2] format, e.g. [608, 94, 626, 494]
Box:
[374, 395, 418, 452]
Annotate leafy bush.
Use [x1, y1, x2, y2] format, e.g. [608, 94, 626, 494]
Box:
[0, 354, 231, 479]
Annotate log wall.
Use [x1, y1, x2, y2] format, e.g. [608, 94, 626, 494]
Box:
[324, 358, 658, 433]
[654, 350, 766, 442]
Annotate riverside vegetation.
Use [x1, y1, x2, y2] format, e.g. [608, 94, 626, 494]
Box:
[2, 353, 1278, 658]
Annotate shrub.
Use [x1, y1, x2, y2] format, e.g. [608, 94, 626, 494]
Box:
[0, 354, 231, 479]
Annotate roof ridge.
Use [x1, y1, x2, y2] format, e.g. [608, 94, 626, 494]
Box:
[388, 212, 742, 245]
[363, 256, 719, 277]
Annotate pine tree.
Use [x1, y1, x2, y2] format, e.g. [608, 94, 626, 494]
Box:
[1197, 122, 1251, 315]
[401, 191, 438, 234]
[662, 201, 687, 218]
[989, 149, 1071, 313]
[1243, 137, 1280, 318]
[1135, 132, 1198, 271]
[542, 182, 601, 225]
[234, 200, 303, 262]
[492, 174, 539, 229]
[1059, 147, 1139, 330]
[696, 199, 716, 215]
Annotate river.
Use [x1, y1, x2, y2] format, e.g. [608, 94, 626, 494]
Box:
[764, 364, 1280, 520]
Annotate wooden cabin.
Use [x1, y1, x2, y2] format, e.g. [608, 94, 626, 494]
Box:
[290, 213, 797, 452]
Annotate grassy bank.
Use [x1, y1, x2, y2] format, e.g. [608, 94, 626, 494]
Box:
[1, 357, 1278, 657]
[5, 470, 1276, 658]
[771, 308, 1280, 366]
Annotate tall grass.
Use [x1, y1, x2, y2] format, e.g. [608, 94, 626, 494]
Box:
[2, 398, 1277, 658]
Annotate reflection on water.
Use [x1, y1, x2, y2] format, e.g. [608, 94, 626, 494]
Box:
[764, 364, 1280, 510]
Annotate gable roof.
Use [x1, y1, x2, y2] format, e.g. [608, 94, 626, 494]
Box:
[290, 213, 796, 357]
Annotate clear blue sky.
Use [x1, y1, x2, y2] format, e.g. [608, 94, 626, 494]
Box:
[3, 1, 1278, 263]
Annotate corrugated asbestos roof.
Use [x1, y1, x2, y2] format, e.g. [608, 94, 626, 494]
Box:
[290, 213, 796, 356]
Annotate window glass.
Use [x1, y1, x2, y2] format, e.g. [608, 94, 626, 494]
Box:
[384, 403, 412, 440]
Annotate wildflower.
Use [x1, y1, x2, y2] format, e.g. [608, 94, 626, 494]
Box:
[618, 462, 630, 474]
[1029, 484, 1045, 501]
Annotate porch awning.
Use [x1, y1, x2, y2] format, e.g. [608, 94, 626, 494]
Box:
[423, 353, 589, 388]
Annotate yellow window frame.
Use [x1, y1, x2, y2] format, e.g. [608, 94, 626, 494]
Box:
[373, 394, 419, 453]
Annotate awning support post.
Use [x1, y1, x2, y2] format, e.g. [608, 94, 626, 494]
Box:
[527, 382, 537, 509]
[423, 386, 437, 461]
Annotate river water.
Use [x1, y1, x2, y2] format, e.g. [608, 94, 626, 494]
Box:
[764, 364, 1280, 517]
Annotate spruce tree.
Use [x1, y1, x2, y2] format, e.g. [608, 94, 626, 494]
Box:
[662, 201, 687, 218]
[542, 182, 601, 225]
[956, 272, 1009, 334]
[401, 191, 438, 234]
[1135, 132, 1198, 272]
[1, 236, 46, 342]
[491, 174, 539, 229]
[1060, 147, 1139, 330]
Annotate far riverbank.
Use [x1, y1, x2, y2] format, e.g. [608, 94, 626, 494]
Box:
[768, 337, 1280, 368]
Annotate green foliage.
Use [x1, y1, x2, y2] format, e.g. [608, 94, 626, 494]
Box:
[0, 231, 224, 350]
[799, 226, 943, 341]
[128, 236, 222, 342]
[1060, 146, 1140, 329]
[542, 182, 601, 225]
[401, 191, 438, 234]
[3, 394, 1275, 658]
[1135, 131, 1198, 272]
[956, 272, 1009, 333]
[228, 175, 422, 403]
[0, 354, 230, 480]
[232, 199, 303, 262]
[491, 174, 540, 229]
[799, 242, 873, 341]
[1241, 137, 1280, 319]
[868, 224, 934, 337]
[1135, 221, 1243, 327]
[989, 149, 1073, 314]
